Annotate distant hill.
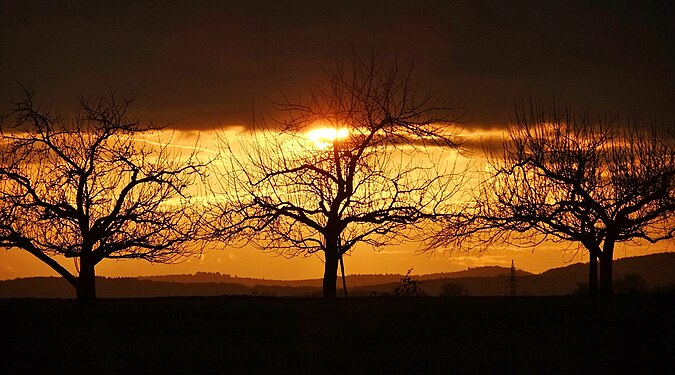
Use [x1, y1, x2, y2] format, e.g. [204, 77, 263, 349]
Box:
[138, 265, 530, 287]
[0, 277, 321, 298]
[1, 252, 673, 298]
[418, 266, 533, 281]
[420, 252, 675, 296]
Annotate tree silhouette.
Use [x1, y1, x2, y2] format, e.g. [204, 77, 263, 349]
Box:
[433, 100, 675, 297]
[210, 51, 465, 299]
[0, 90, 205, 306]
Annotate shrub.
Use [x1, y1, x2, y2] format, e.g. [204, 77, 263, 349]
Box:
[393, 268, 425, 297]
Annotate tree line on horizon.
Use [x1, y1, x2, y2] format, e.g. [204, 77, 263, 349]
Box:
[1, 51, 673, 306]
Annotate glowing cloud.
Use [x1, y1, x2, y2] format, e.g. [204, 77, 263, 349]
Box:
[306, 127, 349, 149]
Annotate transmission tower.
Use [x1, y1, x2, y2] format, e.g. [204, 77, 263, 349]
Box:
[509, 259, 518, 296]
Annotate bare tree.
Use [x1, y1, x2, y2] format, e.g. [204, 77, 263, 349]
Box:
[0, 90, 206, 306]
[210, 51, 465, 299]
[433, 100, 675, 297]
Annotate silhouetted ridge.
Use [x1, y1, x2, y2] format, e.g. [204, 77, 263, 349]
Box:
[1, 253, 673, 298]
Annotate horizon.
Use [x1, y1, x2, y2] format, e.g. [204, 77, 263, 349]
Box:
[2, 243, 672, 282]
[4, 252, 674, 300]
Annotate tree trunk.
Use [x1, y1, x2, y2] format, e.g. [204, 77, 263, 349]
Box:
[322, 249, 339, 299]
[600, 241, 615, 297]
[76, 257, 97, 307]
[588, 252, 598, 298]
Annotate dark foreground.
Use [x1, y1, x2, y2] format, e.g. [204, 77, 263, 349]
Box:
[2, 295, 674, 374]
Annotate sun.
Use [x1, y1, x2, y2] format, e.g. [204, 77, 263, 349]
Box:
[306, 127, 349, 149]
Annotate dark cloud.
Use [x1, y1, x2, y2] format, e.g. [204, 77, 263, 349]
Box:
[1, 1, 673, 130]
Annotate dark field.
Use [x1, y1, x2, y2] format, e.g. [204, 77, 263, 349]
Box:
[2, 295, 674, 374]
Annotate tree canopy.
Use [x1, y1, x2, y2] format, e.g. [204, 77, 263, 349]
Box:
[432, 100, 675, 296]
[0, 90, 206, 305]
[210, 51, 466, 298]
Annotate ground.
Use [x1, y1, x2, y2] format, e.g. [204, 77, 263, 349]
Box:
[2, 295, 674, 374]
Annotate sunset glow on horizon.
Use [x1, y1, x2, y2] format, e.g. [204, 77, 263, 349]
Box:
[1, 125, 671, 282]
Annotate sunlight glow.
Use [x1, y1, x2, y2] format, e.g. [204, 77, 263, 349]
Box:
[306, 127, 349, 149]
[1, 126, 669, 281]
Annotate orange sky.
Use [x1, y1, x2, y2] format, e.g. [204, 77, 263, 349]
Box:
[1, 128, 672, 281]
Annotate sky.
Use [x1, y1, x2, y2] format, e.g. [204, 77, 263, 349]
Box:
[0, 1, 673, 280]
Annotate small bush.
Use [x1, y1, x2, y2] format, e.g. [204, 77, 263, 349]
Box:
[393, 268, 425, 297]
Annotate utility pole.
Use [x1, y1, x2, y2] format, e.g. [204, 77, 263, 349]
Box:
[338, 237, 348, 298]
